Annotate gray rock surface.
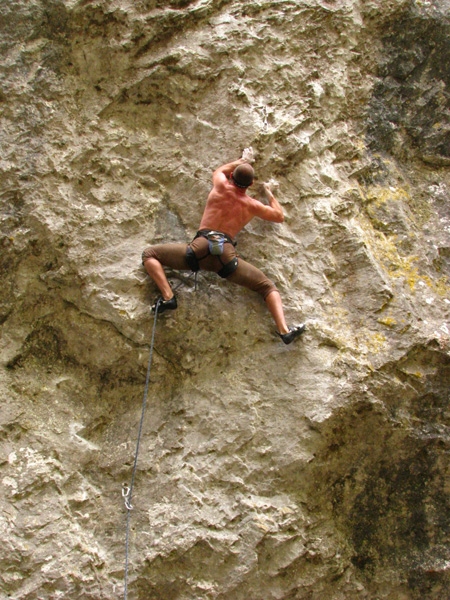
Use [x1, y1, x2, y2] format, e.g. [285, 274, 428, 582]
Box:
[1, 0, 449, 598]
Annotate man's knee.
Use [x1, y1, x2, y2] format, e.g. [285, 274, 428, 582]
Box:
[260, 281, 278, 299]
[218, 257, 239, 278]
[142, 246, 157, 266]
[228, 259, 278, 298]
[263, 287, 280, 301]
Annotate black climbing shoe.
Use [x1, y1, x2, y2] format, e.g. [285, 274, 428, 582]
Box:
[277, 324, 306, 345]
[152, 296, 177, 314]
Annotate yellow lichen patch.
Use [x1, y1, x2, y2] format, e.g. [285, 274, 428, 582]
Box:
[400, 370, 424, 379]
[356, 215, 450, 295]
[366, 332, 388, 353]
[396, 262, 421, 291]
[422, 274, 450, 298]
[377, 316, 397, 328]
[368, 230, 421, 290]
[396, 267, 450, 295]
[364, 184, 411, 207]
[382, 246, 449, 295]
[362, 180, 433, 226]
[356, 330, 388, 355]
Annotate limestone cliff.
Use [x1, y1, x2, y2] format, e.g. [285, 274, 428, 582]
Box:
[1, 1, 449, 599]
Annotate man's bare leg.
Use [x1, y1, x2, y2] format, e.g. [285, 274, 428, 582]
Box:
[265, 290, 289, 334]
[143, 258, 174, 301]
[266, 290, 306, 343]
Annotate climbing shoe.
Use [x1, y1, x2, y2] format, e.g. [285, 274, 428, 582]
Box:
[152, 295, 177, 314]
[277, 324, 306, 345]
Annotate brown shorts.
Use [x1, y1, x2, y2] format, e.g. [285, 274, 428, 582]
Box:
[142, 234, 278, 300]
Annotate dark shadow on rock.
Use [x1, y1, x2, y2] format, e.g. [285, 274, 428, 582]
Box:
[366, 4, 450, 166]
[306, 340, 450, 598]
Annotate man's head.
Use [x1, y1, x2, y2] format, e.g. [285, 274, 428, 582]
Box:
[231, 163, 254, 188]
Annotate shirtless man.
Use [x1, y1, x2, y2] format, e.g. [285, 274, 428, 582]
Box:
[142, 156, 305, 344]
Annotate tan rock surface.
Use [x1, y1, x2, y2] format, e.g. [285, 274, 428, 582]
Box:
[1, 1, 449, 598]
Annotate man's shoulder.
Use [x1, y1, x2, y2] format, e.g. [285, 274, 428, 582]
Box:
[244, 193, 261, 207]
[212, 170, 229, 189]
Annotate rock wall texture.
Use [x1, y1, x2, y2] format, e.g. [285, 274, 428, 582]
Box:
[1, 0, 449, 599]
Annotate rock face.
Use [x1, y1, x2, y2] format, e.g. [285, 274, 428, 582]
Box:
[1, 0, 449, 598]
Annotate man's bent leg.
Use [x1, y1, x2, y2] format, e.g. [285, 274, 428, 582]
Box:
[142, 243, 190, 301]
[144, 258, 174, 300]
[227, 258, 290, 333]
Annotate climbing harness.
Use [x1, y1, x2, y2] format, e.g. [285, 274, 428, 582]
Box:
[206, 231, 227, 255]
[217, 257, 238, 279]
[122, 273, 196, 599]
[185, 229, 239, 279]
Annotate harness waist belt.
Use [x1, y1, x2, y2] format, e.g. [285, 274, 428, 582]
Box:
[195, 229, 236, 246]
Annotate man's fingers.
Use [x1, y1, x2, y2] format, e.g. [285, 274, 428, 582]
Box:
[264, 178, 279, 191]
[242, 146, 255, 162]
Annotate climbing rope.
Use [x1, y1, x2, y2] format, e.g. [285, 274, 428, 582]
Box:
[123, 297, 161, 600]
[122, 272, 197, 599]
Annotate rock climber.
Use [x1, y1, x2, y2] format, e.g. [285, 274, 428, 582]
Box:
[142, 151, 305, 344]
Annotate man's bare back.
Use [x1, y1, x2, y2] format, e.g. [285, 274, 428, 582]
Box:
[199, 159, 284, 239]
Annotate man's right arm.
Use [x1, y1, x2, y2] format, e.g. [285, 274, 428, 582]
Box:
[212, 158, 247, 186]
